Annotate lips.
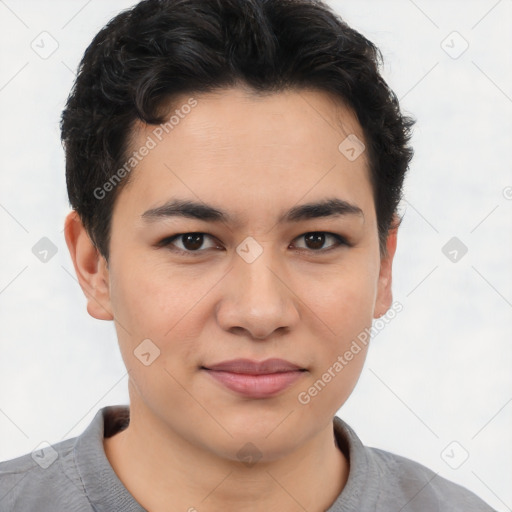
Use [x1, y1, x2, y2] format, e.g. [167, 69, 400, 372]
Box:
[201, 358, 306, 398]
[203, 358, 304, 374]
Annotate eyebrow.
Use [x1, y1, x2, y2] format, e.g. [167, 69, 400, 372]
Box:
[141, 197, 364, 225]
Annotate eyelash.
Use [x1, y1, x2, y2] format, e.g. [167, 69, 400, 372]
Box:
[156, 232, 351, 257]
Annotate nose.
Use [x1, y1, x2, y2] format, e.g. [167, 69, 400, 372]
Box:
[215, 247, 300, 341]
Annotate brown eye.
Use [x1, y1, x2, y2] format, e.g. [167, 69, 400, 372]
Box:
[180, 233, 205, 251]
[304, 233, 326, 250]
[293, 232, 348, 252]
[158, 233, 220, 254]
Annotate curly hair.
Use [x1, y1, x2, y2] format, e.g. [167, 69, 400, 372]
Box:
[61, 0, 415, 261]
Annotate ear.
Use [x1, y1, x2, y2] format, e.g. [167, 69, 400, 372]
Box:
[64, 210, 113, 321]
[373, 216, 399, 319]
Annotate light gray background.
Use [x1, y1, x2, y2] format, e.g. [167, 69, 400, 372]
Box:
[0, 0, 511, 510]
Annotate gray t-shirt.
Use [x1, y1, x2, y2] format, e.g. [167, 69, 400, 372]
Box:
[0, 405, 495, 511]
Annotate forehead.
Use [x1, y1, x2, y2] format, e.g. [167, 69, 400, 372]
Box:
[114, 86, 373, 227]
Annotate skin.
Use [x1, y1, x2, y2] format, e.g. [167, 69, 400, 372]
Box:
[65, 85, 397, 512]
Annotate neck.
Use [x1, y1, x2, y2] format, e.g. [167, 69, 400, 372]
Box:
[104, 399, 349, 512]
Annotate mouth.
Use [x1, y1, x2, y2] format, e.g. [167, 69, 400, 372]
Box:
[201, 358, 307, 399]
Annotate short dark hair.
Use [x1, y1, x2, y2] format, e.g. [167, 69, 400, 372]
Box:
[61, 0, 415, 262]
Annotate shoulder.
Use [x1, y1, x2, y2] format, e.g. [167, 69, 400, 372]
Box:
[0, 406, 129, 512]
[332, 416, 495, 511]
[368, 447, 496, 511]
[0, 437, 89, 511]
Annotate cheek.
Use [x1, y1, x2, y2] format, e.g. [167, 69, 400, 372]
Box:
[296, 343, 368, 417]
[298, 253, 379, 340]
[292, 256, 378, 410]
[107, 259, 205, 409]
[111, 254, 197, 331]
[108, 256, 214, 370]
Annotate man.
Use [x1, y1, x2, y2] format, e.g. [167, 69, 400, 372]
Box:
[0, 0, 495, 510]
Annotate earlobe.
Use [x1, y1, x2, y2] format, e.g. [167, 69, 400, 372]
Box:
[373, 219, 399, 319]
[64, 211, 113, 321]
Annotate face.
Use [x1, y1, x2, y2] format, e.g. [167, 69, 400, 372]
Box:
[68, 86, 396, 462]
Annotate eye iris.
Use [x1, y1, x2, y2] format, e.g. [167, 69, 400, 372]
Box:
[176, 233, 333, 252]
[182, 233, 204, 251]
[305, 233, 325, 250]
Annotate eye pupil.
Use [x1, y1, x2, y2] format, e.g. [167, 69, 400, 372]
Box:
[183, 233, 204, 250]
[305, 232, 325, 250]
[164, 231, 343, 255]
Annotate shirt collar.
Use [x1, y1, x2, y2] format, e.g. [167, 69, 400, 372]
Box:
[74, 405, 145, 512]
[74, 406, 374, 512]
